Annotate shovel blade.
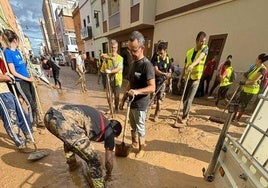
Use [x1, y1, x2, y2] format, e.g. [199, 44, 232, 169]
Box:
[28, 150, 49, 161]
[115, 142, 130, 157]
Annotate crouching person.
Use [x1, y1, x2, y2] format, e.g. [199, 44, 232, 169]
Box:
[44, 104, 122, 188]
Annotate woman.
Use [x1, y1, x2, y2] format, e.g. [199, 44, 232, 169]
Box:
[233, 53, 268, 122]
[3, 29, 38, 128]
[215, 60, 233, 106]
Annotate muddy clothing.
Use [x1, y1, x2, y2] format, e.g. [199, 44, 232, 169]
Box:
[127, 57, 155, 111]
[44, 105, 115, 179]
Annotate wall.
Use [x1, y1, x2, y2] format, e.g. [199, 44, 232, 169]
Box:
[154, 0, 268, 72]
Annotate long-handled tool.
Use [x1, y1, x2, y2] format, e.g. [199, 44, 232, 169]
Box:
[209, 85, 242, 124]
[115, 96, 134, 157]
[146, 78, 167, 121]
[106, 73, 114, 118]
[27, 61, 45, 127]
[173, 71, 191, 127]
[0, 51, 48, 161]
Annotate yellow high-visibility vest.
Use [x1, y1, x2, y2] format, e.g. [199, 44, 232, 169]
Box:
[185, 45, 208, 80]
[220, 67, 233, 87]
[243, 65, 266, 94]
[100, 53, 123, 86]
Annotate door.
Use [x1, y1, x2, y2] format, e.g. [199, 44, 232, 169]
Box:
[206, 34, 228, 68]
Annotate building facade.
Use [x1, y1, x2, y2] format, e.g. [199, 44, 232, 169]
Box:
[153, 0, 268, 72]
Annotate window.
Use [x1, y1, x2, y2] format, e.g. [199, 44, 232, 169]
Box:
[83, 19, 86, 27]
[108, 0, 119, 16]
[70, 37, 77, 45]
[87, 15, 90, 23]
[131, 0, 140, 6]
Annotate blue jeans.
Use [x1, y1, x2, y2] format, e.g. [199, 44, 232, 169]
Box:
[129, 109, 147, 138]
[0, 92, 32, 147]
[182, 79, 200, 118]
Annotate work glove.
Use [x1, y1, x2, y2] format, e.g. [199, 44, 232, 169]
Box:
[239, 81, 246, 85]
[105, 69, 112, 74]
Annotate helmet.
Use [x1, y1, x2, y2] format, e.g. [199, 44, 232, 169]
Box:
[109, 119, 122, 137]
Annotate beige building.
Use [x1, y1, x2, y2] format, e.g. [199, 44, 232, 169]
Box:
[0, 0, 23, 50]
[153, 0, 268, 72]
[72, 5, 84, 53]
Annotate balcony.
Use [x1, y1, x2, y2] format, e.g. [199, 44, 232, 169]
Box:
[80, 26, 93, 40]
[109, 12, 120, 30]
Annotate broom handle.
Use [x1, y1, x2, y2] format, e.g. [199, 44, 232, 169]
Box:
[174, 70, 191, 125]
[122, 96, 134, 143]
[0, 51, 37, 148]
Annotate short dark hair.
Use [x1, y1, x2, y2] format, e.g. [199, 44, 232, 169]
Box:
[258, 53, 268, 63]
[110, 119, 122, 137]
[227, 55, 232, 59]
[3, 29, 18, 43]
[157, 42, 167, 51]
[196, 31, 206, 41]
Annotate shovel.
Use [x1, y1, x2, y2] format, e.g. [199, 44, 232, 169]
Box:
[0, 51, 49, 161]
[115, 96, 134, 157]
[106, 73, 114, 118]
[209, 85, 242, 124]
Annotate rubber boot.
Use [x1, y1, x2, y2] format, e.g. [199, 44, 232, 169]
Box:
[66, 153, 80, 171]
[131, 130, 138, 149]
[136, 137, 145, 159]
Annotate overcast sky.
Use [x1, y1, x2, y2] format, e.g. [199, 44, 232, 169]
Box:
[9, 0, 44, 55]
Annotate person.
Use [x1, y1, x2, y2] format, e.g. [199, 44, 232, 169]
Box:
[43, 104, 122, 188]
[171, 62, 181, 95]
[151, 40, 164, 64]
[177, 31, 208, 124]
[215, 60, 233, 106]
[232, 53, 268, 122]
[0, 69, 33, 150]
[120, 31, 155, 158]
[75, 52, 87, 92]
[101, 40, 123, 112]
[41, 56, 62, 89]
[3, 29, 39, 128]
[97, 50, 102, 85]
[152, 42, 172, 122]
[208, 55, 232, 99]
[0, 30, 33, 151]
[199, 55, 217, 96]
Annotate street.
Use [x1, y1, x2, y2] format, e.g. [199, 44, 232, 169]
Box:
[0, 66, 246, 188]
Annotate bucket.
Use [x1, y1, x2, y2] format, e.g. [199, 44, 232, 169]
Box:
[115, 142, 130, 157]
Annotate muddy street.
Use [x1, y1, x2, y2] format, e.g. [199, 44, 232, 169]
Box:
[0, 66, 246, 188]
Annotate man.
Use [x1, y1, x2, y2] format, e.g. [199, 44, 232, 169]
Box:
[101, 40, 123, 112]
[120, 31, 155, 158]
[177, 31, 208, 124]
[44, 104, 122, 188]
[198, 55, 217, 97]
[152, 42, 172, 122]
[76, 52, 87, 92]
[41, 56, 61, 89]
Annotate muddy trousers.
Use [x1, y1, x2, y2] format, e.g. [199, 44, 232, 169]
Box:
[111, 85, 121, 111]
[44, 109, 103, 179]
[0, 92, 32, 147]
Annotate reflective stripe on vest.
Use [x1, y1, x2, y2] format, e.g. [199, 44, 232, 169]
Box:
[220, 67, 232, 87]
[157, 56, 169, 70]
[185, 45, 208, 80]
[243, 65, 266, 94]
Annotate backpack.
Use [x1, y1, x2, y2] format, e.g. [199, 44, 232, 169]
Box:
[229, 70, 237, 82]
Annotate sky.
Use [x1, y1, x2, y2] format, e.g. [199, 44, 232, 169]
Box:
[9, 0, 44, 55]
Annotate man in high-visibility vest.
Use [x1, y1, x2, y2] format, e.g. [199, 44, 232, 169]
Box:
[152, 42, 172, 122]
[177, 31, 208, 124]
[101, 40, 123, 112]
